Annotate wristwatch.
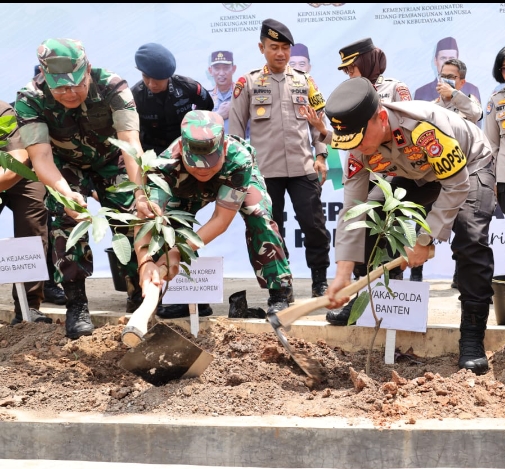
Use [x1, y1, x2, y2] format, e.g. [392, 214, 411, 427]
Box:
[451, 89, 458, 99]
[417, 232, 434, 246]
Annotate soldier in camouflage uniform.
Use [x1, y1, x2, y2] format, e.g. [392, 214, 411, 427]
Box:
[135, 110, 292, 316]
[15, 38, 146, 339]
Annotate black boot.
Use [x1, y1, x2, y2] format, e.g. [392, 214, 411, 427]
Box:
[459, 301, 489, 375]
[125, 275, 143, 314]
[267, 283, 292, 315]
[62, 280, 94, 339]
[156, 303, 213, 319]
[409, 265, 423, 282]
[311, 269, 328, 297]
[228, 290, 249, 318]
[326, 296, 357, 326]
[43, 280, 67, 305]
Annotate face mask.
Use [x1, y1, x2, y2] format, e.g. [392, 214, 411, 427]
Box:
[440, 77, 456, 89]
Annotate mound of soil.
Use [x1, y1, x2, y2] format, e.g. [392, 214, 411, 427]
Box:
[1, 318, 504, 427]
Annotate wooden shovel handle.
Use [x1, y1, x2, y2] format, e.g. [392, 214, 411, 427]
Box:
[121, 264, 168, 348]
[277, 244, 435, 329]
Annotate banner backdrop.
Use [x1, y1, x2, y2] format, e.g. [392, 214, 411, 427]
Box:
[0, 3, 504, 280]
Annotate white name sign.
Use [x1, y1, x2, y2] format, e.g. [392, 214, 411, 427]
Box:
[356, 279, 430, 333]
[162, 257, 223, 305]
[0, 236, 48, 284]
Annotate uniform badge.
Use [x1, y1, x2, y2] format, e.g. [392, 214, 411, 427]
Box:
[499, 99, 505, 105]
[256, 107, 266, 116]
[347, 156, 364, 178]
[234, 77, 246, 99]
[255, 96, 269, 103]
[396, 86, 412, 101]
[392, 128, 406, 146]
[255, 76, 270, 87]
[487, 101, 494, 115]
[412, 121, 467, 180]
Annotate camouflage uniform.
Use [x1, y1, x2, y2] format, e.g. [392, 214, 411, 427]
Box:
[15, 68, 139, 283]
[150, 134, 292, 289]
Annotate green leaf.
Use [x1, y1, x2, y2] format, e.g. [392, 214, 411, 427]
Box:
[135, 219, 156, 243]
[345, 220, 376, 231]
[66, 220, 91, 252]
[393, 187, 407, 201]
[348, 291, 370, 325]
[168, 215, 195, 228]
[108, 137, 138, 160]
[155, 215, 164, 233]
[46, 187, 88, 213]
[371, 175, 393, 197]
[161, 225, 176, 248]
[106, 181, 138, 193]
[105, 212, 141, 223]
[0, 151, 39, 181]
[344, 201, 381, 220]
[177, 242, 197, 264]
[176, 227, 204, 248]
[91, 216, 109, 243]
[111, 233, 131, 265]
[147, 172, 171, 195]
[148, 233, 165, 256]
[382, 196, 400, 212]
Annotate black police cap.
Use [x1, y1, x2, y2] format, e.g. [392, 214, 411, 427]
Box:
[135, 43, 176, 80]
[260, 18, 294, 45]
[325, 77, 380, 150]
[338, 38, 375, 70]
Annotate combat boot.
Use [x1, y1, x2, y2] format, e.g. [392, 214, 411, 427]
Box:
[267, 283, 291, 315]
[311, 268, 328, 297]
[409, 265, 423, 282]
[62, 280, 94, 339]
[11, 308, 53, 325]
[326, 295, 357, 326]
[458, 301, 489, 375]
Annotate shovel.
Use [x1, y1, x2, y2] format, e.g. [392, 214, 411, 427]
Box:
[267, 246, 435, 379]
[119, 265, 214, 386]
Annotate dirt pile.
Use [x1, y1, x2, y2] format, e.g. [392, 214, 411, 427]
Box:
[1, 318, 505, 427]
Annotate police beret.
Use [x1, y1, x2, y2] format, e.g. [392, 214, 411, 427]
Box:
[338, 38, 375, 70]
[135, 43, 176, 80]
[260, 18, 294, 46]
[325, 77, 379, 150]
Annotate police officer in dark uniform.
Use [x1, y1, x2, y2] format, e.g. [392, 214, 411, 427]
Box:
[324, 77, 495, 376]
[132, 43, 214, 155]
[131, 43, 215, 319]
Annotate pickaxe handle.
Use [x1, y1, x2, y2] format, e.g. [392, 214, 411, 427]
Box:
[275, 245, 435, 329]
[121, 264, 168, 348]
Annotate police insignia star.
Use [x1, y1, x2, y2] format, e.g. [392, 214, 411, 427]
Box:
[393, 128, 406, 146]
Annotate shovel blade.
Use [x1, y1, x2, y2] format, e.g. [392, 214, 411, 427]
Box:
[119, 322, 214, 386]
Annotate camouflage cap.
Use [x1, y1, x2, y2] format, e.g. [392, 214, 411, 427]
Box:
[37, 38, 88, 89]
[181, 110, 224, 168]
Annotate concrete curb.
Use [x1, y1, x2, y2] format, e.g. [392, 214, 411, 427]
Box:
[1, 412, 505, 468]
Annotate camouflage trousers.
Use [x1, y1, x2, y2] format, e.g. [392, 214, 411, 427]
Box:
[46, 155, 137, 283]
[168, 169, 292, 290]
